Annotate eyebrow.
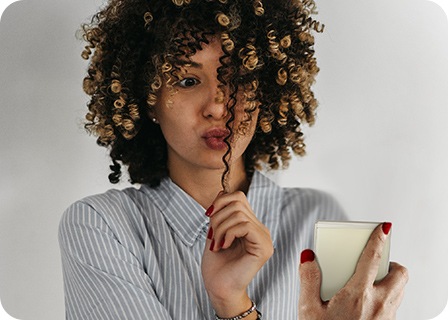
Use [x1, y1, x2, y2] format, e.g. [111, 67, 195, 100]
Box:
[175, 60, 203, 69]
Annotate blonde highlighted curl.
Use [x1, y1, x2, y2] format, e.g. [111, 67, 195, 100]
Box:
[81, 0, 324, 186]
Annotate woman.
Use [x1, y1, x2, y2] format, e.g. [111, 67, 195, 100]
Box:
[59, 0, 408, 319]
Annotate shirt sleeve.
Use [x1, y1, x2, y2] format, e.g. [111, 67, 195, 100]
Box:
[58, 200, 172, 320]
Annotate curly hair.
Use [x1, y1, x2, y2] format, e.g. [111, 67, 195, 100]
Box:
[81, 0, 323, 188]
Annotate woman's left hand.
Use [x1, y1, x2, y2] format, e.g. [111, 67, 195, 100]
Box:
[201, 191, 274, 316]
[298, 223, 408, 319]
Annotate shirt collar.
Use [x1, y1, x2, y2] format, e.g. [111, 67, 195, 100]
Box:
[247, 171, 283, 248]
[140, 171, 282, 247]
[141, 177, 209, 247]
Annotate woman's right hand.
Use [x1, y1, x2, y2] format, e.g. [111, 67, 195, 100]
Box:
[201, 191, 273, 319]
[298, 223, 409, 319]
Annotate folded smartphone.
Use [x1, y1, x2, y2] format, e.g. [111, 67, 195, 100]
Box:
[314, 221, 391, 301]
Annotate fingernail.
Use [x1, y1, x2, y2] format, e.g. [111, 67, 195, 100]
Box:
[382, 222, 392, 235]
[220, 237, 225, 249]
[205, 205, 214, 217]
[209, 239, 215, 251]
[300, 249, 315, 264]
[207, 227, 213, 240]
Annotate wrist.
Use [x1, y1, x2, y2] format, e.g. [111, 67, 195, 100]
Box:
[210, 292, 253, 318]
[214, 300, 259, 320]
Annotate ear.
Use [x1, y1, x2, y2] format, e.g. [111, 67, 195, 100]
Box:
[147, 107, 159, 124]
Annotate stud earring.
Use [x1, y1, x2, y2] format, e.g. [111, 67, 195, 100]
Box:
[152, 118, 159, 124]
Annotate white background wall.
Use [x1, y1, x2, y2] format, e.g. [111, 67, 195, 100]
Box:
[0, 0, 447, 319]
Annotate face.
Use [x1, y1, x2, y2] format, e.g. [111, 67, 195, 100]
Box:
[152, 39, 259, 176]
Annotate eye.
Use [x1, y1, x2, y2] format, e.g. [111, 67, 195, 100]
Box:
[178, 77, 200, 88]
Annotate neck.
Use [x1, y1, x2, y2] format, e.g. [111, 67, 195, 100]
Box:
[168, 160, 250, 209]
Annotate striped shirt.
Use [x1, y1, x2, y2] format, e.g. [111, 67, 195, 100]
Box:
[59, 171, 346, 319]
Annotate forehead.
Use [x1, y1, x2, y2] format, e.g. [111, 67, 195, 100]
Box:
[194, 39, 222, 61]
[175, 37, 223, 67]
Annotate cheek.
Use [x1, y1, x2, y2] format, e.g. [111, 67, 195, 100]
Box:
[157, 109, 198, 147]
[159, 116, 186, 142]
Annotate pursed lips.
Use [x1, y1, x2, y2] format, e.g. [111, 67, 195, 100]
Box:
[201, 128, 230, 150]
[202, 128, 230, 139]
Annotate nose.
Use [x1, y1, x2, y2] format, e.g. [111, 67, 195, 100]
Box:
[202, 86, 229, 120]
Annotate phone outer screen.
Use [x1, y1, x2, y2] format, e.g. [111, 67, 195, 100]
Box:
[314, 221, 391, 301]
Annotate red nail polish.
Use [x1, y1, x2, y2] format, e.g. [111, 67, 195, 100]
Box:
[220, 238, 225, 249]
[207, 227, 213, 240]
[209, 239, 215, 251]
[205, 205, 214, 217]
[300, 249, 315, 264]
[382, 222, 392, 235]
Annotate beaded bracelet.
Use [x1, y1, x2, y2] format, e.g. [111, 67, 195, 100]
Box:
[215, 300, 261, 320]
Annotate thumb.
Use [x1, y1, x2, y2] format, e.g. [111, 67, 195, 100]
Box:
[299, 249, 323, 314]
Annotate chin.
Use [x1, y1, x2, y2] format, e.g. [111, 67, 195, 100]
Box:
[200, 162, 227, 171]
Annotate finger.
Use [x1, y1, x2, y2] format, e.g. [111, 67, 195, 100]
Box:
[218, 221, 251, 250]
[352, 222, 392, 286]
[299, 249, 324, 314]
[371, 287, 404, 320]
[210, 201, 258, 229]
[205, 224, 215, 252]
[373, 262, 408, 317]
[208, 198, 262, 247]
[212, 211, 249, 251]
[207, 191, 265, 252]
[376, 261, 409, 290]
[204, 190, 225, 217]
[211, 191, 252, 218]
[212, 211, 267, 252]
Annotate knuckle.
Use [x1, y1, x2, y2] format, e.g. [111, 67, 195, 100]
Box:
[234, 210, 247, 221]
[299, 303, 321, 317]
[212, 225, 223, 237]
[374, 232, 386, 245]
[371, 294, 398, 319]
[364, 247, 382, 261]
[389, 262, 409, 282]
[298, 303, 311, 316]
[338, 285, 359, 299]
[265, 242, 274, 258]
[268, 246, 274, 258]
[372, 301, 387, 318]
[301, 266, 321, 283]
[396, 265, 409, 283]
[234, 190, 246, 200]
[351, 289, 372, 314]
[261, 246, 274, 261]
[347, 277, 369, 293]
[240, 220, 251, 229]
[337, 287, 370, 315]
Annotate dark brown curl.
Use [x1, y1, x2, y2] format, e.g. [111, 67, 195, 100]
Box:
[80, 0, 324, 186]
